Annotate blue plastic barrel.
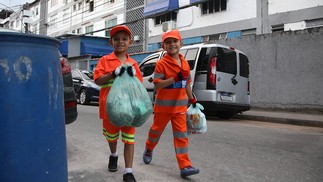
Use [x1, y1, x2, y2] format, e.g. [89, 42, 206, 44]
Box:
[0, 32, 67, 182]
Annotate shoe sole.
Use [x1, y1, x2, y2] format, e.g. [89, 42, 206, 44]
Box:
[180, 170, 199, 178]
[108, 168, 118, 172]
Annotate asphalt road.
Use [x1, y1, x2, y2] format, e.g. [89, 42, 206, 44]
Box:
[66, 104, 323, 182]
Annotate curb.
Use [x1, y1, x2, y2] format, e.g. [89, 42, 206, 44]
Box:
[234, 114, 323, 128]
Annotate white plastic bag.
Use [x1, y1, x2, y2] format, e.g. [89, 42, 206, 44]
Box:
[186, 103, 207, 134]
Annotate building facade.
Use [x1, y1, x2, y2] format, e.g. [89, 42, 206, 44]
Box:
[2, 0, 323, 54]
[142, 0, 323, 51]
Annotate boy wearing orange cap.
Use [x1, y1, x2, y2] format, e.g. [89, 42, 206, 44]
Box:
[142, 29, 199, 178]
[94, 25, 142, 182]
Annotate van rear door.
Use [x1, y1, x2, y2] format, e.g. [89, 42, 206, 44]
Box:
[212, 47, 238, 103]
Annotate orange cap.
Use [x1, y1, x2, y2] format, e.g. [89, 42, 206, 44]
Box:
[162, 29, 182, 43]
[110, 25, 132, 38]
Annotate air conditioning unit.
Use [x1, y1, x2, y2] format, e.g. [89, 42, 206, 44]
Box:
[133, 35, 140, 42]
[162, 21, 176, 32]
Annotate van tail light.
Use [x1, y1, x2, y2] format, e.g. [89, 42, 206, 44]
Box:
[208, 57, 217, 89]
[61, 57, 71, 75]
[65, 101, 77, 109]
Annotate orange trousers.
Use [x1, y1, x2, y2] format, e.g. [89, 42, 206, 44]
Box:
[145, 112, 191, 170]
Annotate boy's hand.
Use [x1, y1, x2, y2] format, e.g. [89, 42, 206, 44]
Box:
[113, 66, 125, 77]
[189, 98, 197, 108]
[127, 66, 136, 76]
[174, 69, 189, 82]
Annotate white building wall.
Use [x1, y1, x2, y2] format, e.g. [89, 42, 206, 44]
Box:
[46, 0, 125, 37]
[268, 0, 323, 14]
[148, 0, 257, 38]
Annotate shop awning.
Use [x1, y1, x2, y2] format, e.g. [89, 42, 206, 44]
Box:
[80, 42, 114, 57]
[144, 0, 179, 18]
[190, 0, 209, 5]
[58, 40, 68, 57]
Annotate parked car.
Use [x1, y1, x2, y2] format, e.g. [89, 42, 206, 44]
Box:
[139, 43, 250, 118]
[72, 69, 100, 105]
[60, 54, 78, 124]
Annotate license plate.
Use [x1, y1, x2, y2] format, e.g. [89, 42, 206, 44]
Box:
[220, 93, 233, 101]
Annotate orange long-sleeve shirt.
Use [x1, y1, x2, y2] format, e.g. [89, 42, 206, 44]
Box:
[153, 53, 192, 113]
[94, 52, 143, 120]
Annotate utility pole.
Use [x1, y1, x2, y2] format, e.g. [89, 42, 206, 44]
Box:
[22, 3, 32, 33]
[39, 0, 48, 35]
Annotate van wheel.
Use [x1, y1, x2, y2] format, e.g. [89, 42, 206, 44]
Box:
[216, 112, 234, 119]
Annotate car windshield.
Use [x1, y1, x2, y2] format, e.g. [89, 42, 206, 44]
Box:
[81, 71, 94, 80]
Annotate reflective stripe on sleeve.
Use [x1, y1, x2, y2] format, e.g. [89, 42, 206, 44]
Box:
[154, 73, 164, 79]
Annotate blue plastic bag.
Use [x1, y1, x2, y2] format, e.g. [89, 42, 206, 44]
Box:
[186, 103, 207, 134]
[106, 64, 153, 127]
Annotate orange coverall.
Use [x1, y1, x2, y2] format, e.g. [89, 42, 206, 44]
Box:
[145, 53, 192, 170]
[94, 52, 143, 144]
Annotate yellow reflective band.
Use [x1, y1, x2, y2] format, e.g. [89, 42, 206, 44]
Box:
[101, 83, 113, 88]
[121, 132, 135, 143]
[100, 79, 114, 88]
[103, 129, 119, 140]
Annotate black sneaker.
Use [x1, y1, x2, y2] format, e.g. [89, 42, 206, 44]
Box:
[108, 155, 118, 172]
[123, 173, 137, 182]
[180, 166, 200, 178]
[143, 149, 153, 164]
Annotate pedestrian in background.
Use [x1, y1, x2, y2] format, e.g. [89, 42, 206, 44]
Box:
[94, 25, 142, 182]
[142, 29, 200, 178]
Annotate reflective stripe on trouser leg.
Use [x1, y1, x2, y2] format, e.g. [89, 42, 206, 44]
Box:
[171, 113, 191, 169]
[103, 128, 119, 142]
[122, 131, 135, 144]
[145, 113, 170, 150]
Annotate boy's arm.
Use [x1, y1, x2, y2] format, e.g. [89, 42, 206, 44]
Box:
[94, 57, 115, 86]
[95, 73, 115, 86]
[154, 77, 176, 89]
[186, 83, 194, 100]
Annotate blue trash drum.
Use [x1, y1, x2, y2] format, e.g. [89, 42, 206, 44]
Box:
[0, 32, 68, 182]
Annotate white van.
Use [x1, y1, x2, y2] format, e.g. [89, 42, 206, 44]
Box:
[139, 43, 250, 118]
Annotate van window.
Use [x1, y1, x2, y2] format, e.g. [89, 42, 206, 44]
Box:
[140, 57, 158, 77]
[196, 48, 209, 72]
[184, 48, 198, 70]
[216, 48, 237, 75]
[180, 48, 198, 70]
[239, 53, 249, 78]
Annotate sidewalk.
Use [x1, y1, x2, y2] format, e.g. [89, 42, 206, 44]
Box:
[234, 109, 323, 128]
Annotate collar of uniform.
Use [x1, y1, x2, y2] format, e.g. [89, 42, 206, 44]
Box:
[164, 53, 185, 68]
[105, 51, 130, 61]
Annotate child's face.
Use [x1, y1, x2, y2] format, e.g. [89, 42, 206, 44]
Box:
[163, 38, 182, 56]
[110, 31, 132, 54]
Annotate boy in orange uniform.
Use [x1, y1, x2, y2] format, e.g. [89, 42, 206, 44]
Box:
[94, 25, 142, 182]
[142, 29, 199, 178]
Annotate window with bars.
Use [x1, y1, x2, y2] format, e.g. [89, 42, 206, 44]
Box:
[51, 0, 58, 7]
[104, 0, 115, 4]
[78, 2, 82, 10]
[155, 11, 177, 25]
[89, 1, 94, 12]
[202, 0, 227, 15]
[77, 28, 82, 34]
[63, 8, 69, 23]
[105, 18, 117, 37]
[85, 25, 93, 35]
[50, 14, 57, 28]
